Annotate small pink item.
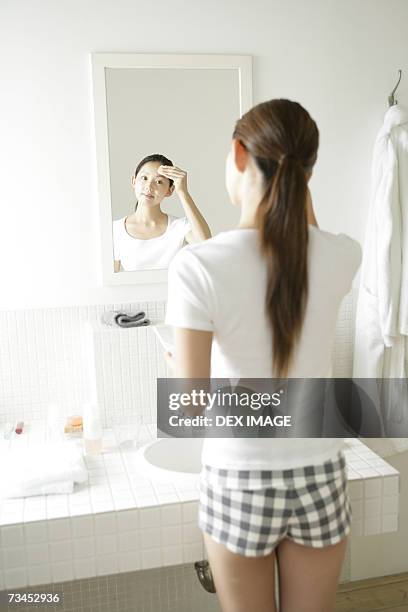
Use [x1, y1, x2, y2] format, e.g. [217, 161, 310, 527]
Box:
[15, 421, 24, 434]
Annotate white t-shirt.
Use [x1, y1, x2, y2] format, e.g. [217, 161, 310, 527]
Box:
[113, 214, 190, 271]
[165, 226, 362, 470]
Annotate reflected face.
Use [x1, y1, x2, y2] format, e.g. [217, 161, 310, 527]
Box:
[132, 161, 173, 206]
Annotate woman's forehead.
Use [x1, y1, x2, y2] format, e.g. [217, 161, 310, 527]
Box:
[138, 161, 163, 176]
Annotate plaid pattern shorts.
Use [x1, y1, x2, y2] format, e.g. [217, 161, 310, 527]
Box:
[198, 452, 351, 557]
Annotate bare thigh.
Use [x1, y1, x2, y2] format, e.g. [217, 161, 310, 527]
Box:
[276, 536, 348, 612]
[203, 533, 277, 612]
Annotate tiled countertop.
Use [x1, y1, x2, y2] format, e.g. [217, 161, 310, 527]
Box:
[0, 425, 400, 590]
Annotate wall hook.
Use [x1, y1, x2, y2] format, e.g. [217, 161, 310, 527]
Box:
[388, 69, 402, 106]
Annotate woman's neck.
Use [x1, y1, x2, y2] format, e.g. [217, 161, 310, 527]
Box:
[130, 204, 167, 226]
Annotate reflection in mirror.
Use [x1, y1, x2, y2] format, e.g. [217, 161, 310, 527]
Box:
[112, 154, 211, 272]
[92, 55, 252, 284]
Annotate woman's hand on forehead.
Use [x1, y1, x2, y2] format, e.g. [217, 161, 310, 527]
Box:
[158, 165, 188, 195]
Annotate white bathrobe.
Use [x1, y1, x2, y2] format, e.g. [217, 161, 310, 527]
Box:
[353, 104, 408, 447]
[354, 104, 408, 378]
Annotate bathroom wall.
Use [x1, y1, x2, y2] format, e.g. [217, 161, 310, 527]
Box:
[0, 301, 166, 425]
[0, 288, 356, 425]
[1, 0, 407, 310]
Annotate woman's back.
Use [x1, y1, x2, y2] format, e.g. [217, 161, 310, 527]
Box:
[166, 224, 362, 469]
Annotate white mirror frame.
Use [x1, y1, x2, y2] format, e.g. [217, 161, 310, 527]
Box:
[91, 53, 253, 286]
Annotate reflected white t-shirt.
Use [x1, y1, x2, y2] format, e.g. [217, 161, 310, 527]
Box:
[113, 214, 190, 271]
[165, 226, 362, 470]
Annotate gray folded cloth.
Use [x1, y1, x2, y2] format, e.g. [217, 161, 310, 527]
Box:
[101, 311, 150, 328]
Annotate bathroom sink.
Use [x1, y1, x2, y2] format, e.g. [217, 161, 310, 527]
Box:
[134, 438, 203, 485]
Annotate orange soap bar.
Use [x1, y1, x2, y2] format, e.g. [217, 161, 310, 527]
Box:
[67, 415, 83, 427]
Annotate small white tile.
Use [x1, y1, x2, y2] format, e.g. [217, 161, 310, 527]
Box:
[140, 507, 160, 528]
[350, 520, 363, 537]
[357, 467, 380, 478]
[89, 486, 111, 501]
[161, 525, 182, 546]
[96, 534, 118, 555]
[382, 495, 399, 515]
[51, 561, 74, 583]
[158, 493, 180, 504]
[3, 546, 26, 569]
[364, 516, 381, 536]
[162, 546, 183, 566]
[0, 570, 4, 590]
[364, 497, 381, 518]
[4, 567, 28, 589]
[141, 548, 161, 570]
[48, 518, 71, 541]
[28, 564, 52, 586]
[141, 527, 161, 549]
[160, 504, 182, 526]
[136, 495, 158, 508]
[183, 522, 202, 544]
[96, 554, 118, 576]
[1, 525, 24, 547]
[94, 512, 117, 535]
[26, 544, 49, 565]
[113, 498, 136, 511]
[116, 509, 138, 532]
[382, 514, 398, 533]
[74, 557, 96, 579]
[73, 537, 95, 559]
[118, 531, 139, 552]
[118, 551, 141, 573]
[91, 500, 115, 513]
[69, 505, 92, 517]
[46, 506, 69, 520]
[348, 481, 363, 501]
[24, 521, 47, 544]
[71, 516, 94, 538]
[383, 476, 399, 496]
[364, 478, 382, 498]
[50, 541, 72, 563]
[351, 499, 364, 520]
[177, 490, 199, 502]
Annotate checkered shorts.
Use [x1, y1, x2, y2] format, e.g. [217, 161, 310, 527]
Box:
[198, 452, 351, 557]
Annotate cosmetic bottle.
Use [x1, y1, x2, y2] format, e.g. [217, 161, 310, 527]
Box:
[83, 403, 103, 455]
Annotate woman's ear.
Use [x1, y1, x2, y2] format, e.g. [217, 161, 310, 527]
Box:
[131, 175, 136, 187]
[165, 184, 175, 197]
[232, 139, 248, 173]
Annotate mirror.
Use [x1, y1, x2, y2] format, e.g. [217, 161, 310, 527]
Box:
[91, 54, 252, 285]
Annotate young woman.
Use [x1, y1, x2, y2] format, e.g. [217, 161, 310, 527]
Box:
[113, 154, 211, 271]
[165, 99, 362, 612]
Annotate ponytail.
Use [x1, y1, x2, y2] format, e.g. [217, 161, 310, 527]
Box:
[257, 155, 309, 376]
[232, 99, 319, 377]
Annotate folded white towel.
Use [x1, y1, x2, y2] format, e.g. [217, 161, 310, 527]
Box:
[0, 440, 88, 498]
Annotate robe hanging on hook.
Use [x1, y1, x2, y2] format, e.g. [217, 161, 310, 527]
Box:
[388, 70, 402, 107]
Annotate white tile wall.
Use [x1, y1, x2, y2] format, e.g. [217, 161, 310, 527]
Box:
[0, 301, 166, 426]
[0, 291, 356, 428]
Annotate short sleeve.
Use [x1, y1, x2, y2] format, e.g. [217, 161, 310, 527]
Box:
[112, 220, 121, 261]
[165, 247, 214, 332]
[174, 216, 191, 238]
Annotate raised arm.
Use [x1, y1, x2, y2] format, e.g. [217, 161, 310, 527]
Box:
[158, 165, 211, 243]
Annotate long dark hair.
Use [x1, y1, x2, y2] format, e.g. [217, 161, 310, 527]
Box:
[233, 99, 319, 377]
[133, 153, 174, 211]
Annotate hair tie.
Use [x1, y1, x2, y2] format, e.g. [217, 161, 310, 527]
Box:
[280, 153, 298, 164]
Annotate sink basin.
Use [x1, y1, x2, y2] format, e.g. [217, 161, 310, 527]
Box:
[134, 438, 203, 485]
